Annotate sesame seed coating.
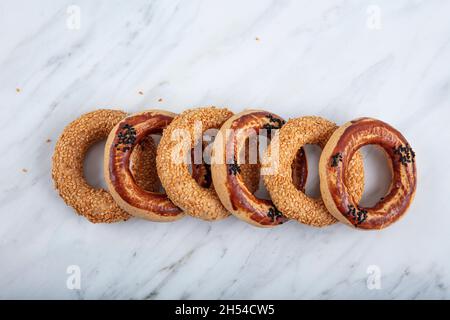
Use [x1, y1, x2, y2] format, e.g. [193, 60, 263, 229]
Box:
[263, 116, 365, 227]
[52, 109, 158, 223]
[130, 136, 160, 192]
[156, 107, 234, 220]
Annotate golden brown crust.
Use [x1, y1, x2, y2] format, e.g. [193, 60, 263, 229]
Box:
[52, 109, 158, 223]
[104, 110, 184, 222]
[156, 107, 234, 220]
[319, 117, 416, 230]
[264, 116, 365, 227]
[211, 110, 308, 227]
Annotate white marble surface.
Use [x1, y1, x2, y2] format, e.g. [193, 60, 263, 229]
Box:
[1, 0, 450, 299]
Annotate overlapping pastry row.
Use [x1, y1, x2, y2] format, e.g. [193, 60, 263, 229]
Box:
[52, 107, 417, 230]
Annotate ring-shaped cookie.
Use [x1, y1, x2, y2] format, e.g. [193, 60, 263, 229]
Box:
[264, 116, 365, 227]
[156, 107, 234, 220]
[52, 109, 158, 223]
[104, 110, 184, 221]
[212, 110, 308, 227]
[319, 117, 417, 229]
[130, 136, 160, 192]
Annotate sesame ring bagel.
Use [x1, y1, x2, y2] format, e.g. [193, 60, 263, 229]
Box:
[52, 109, 159, 223]
[156, 107, 234, 221]
[211, 110, 308, 227]
[264, 116, 365, 227]
[104, 110, 184, 222]
[319, 117, 417, 230]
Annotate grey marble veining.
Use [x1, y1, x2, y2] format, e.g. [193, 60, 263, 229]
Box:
[1, 0, 449, 299]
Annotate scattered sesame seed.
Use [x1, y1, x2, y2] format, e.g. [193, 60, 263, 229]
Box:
[263, 116, 365, 227]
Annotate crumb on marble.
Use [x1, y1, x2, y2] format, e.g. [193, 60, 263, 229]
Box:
[138, 91, 144, 95]
[158, 98, 163, 102]
[22, 168, 28, 173]
[46, 139, 52, 143]
[16, 88, 21, 93]
[255, 37, 260, 41]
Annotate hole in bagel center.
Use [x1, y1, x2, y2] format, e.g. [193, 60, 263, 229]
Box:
[188, 156, 212, 189]
[84, 140, 107, 189]
[253, 174, 270, 200]
[357, 145, 392, 208]
[301, 144, 322, 199]
[128, 134, 163, 193]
